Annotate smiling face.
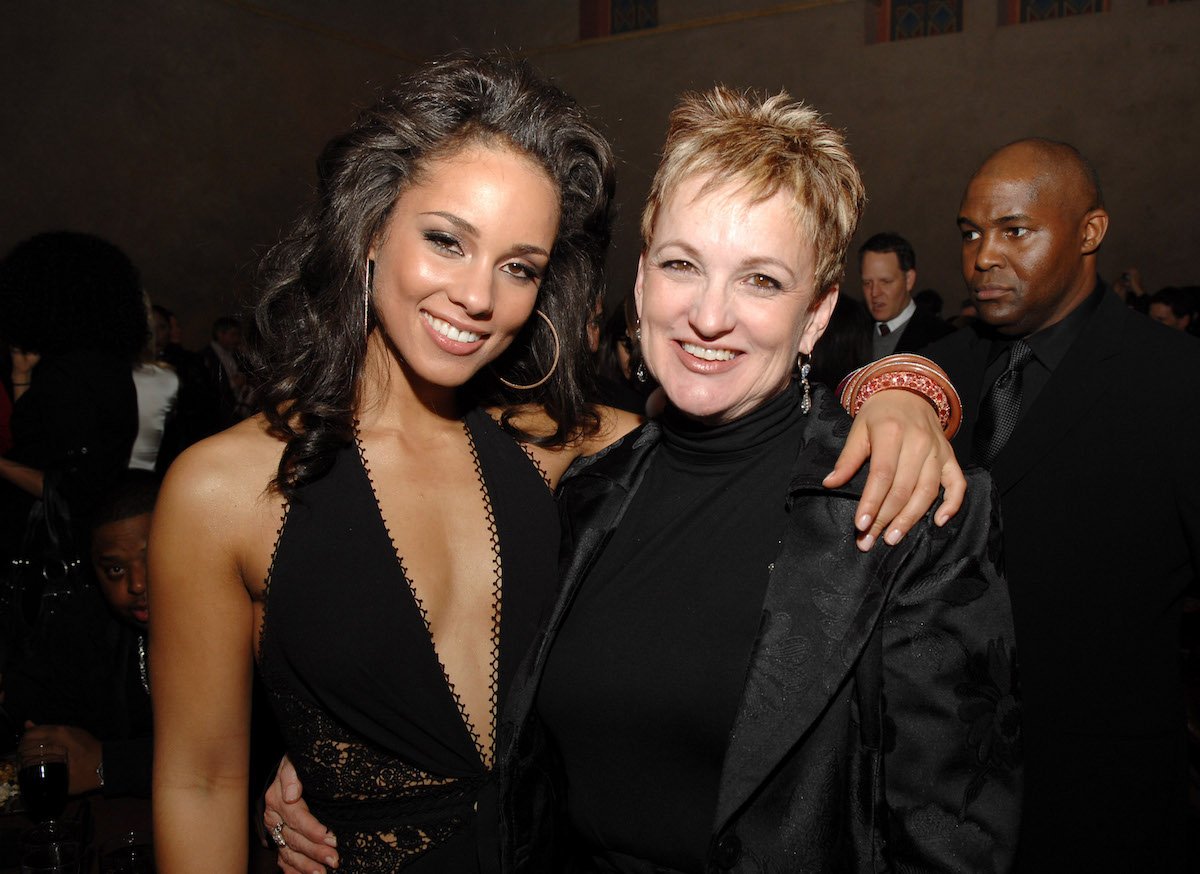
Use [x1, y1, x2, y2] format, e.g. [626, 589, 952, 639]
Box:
[860, 250, 915, 322]
[957, 142, 1108, 337]
[91, 513, 152, 631]
[368, 141, 561, 392]
[635, 174, 836, 425]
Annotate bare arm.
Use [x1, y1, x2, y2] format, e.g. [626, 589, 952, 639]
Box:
[150, 443, 257, 872]
[0, 456, 44, 497]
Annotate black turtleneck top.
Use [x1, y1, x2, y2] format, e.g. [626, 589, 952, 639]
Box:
[536, 383, 806, 872]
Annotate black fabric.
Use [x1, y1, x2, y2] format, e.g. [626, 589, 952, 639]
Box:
[259, 408, 559, 873]
[892, 306, 955, 354]
[2, 585, 152, 797]
[978, 282, 1104, 420]
[0, 350, 137, 563]
[537, 387, 802, 871]
[924, 288, 1200, 872]
[500, 385, 1022, 873]
[1, 469, 92, 660]
[973, 339, 1034, 468]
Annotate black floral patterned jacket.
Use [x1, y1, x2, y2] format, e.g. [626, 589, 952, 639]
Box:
[498, 386, 1022, 873]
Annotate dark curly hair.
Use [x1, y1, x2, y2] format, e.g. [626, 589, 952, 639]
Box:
[247, 53, 616, 497]
[0, 231, 148, 362]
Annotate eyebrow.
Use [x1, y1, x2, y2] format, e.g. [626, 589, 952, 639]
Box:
[654, 239, 798, 278]
[958, 212, 1034, 226]
[422, 211, 550, 258]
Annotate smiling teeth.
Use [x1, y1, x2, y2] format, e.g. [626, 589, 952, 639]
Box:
[423, 312, 481, 343]
[681, 342, 735, 361]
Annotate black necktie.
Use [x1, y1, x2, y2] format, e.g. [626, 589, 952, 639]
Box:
[878, 323, 891, 336]
[973, 339, 1035, 468]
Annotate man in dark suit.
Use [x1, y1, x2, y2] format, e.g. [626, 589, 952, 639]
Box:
[859, 232, 954, 358]
[924, 138, 1200, 872]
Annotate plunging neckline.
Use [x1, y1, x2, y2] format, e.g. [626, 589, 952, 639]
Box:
[353, 413, 503, 770]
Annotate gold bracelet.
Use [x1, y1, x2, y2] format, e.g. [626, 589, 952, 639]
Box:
[839, 354, 962, 440]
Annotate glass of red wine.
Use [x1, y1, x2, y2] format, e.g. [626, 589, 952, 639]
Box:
[17, 743, 68, 824]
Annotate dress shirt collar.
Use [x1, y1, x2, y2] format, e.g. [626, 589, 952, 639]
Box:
[984, 281, 1105, 371]
[878, 299, 917, 335]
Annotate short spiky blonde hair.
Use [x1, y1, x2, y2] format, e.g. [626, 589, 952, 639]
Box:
[641, 85, 865, 298]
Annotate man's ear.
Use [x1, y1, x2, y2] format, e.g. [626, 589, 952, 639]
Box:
[1081, 208, 1109, 255]
[799, 286, 839, 356]
[904, 269, 917, 294]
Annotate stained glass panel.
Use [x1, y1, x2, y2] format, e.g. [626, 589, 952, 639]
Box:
[868, 0, 964, 43]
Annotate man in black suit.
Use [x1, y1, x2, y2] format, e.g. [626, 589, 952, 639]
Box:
[924, 138, 1200, 872]
[859, 232, 954, 358]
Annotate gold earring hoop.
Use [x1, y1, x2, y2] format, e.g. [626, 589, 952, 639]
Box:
[495, 309, 561, 391]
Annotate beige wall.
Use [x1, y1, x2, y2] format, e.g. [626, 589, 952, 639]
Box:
[3, 1, 1197, 342]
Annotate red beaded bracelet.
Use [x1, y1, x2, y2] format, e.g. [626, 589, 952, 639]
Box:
[838, 354, 962, 440]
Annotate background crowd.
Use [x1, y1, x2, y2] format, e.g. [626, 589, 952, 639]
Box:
[1, 3, 1199, 871]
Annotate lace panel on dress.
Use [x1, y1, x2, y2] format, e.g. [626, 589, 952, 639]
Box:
[265, 680, 479, 870]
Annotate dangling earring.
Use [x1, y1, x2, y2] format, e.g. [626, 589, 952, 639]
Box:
[363, 259, 375, 340]
[634, 321, 647, 383]
[798, 353, 812, 414]
[494, 310, 561, 391]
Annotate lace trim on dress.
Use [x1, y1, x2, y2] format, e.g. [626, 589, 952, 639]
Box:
[353, 419, 503, 769]
[264, 681, 473, 870]
[255, 499, 291, 665]
[516, 442, 554, 491]
[464, 421, 503, 768]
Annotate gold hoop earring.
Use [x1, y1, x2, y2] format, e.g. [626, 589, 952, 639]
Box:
[495, 309, 561, 391]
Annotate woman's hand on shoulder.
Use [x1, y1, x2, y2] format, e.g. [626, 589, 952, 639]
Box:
[824, 390, 965, 552]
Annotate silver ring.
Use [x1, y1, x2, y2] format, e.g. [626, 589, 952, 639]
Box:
[271, 820, 288, 849]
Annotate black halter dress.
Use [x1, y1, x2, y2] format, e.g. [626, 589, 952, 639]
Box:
[258, 408, 559, 872]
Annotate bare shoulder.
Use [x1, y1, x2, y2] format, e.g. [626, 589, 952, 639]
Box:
[155, 416, 287, 584]
[161, 415, 283, 506]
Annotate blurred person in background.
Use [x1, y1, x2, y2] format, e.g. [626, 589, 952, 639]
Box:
[860, 232, 953, 358]
[2, 470, 158, 797]
[591, 300, 651, 414]
[130, 298, 181, 474]
[1148, 286, 1195, 333]
[0, 231, 145, 578]
[200, 315, 254, 427]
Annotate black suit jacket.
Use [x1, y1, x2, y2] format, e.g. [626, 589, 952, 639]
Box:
[893, 306, 956, 354]
[924, 290, 1200, 871]
[499, 387, 1022, 873]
